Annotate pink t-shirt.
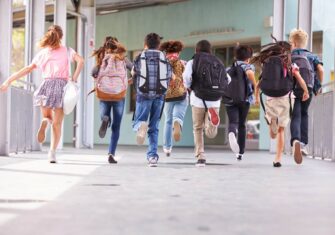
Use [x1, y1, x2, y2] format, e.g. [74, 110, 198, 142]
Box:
[31, 46, 76, 79]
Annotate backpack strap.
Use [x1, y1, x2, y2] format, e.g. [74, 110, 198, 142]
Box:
[139, 51, 147, 87]
[260, 92, 266, 114]
[202, 99, 208, 112]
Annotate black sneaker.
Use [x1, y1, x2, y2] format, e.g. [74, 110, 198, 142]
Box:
[99, 116, 110, 138]
[273, 162, 282, 167]
[196, 158, 206, 167]
[237, 154, 243, 161]
[108, 154, 117, 164]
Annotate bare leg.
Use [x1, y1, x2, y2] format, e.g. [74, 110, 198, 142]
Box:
[50, 108, 64, 151]
[274, 127, 285, 163]
[37, 107, 53, 143]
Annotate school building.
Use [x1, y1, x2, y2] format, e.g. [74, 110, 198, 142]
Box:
[1, 0, 334, 156]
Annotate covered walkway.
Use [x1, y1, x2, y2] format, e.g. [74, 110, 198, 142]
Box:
[0, 147, 334, 235]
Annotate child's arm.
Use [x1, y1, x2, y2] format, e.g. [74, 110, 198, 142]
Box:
[316, 64, 324, 84]
[293, 70, 310, 101]
[246, 69, 257, 96]
[72, 53, 84, 82]
[254, 82, 260, 105]
[0, 64, 36, 91]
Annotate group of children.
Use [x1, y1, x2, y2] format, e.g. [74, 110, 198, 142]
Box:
[92, 28, 323, 168]
[0, 25, 323, 168]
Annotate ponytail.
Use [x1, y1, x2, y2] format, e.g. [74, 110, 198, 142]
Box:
[39, 25, 63, 49]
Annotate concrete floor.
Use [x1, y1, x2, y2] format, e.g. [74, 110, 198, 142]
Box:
[0, 146, 335, 235]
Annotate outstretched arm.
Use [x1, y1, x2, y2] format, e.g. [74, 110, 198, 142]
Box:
[0, 64, 36, 91]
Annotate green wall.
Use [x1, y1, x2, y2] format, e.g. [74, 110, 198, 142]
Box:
[92, 0, 274, 149]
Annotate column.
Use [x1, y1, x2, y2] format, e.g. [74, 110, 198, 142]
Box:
[298, 0, 313, 50]
[0, 0, 13, 155]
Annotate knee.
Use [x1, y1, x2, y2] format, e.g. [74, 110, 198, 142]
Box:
[52, 121, 62, 130]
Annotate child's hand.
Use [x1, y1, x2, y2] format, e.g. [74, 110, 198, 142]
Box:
[0, 81, 10, 92]
[302, 91, 310, 101]
[255, 97, 260, 106]
[128, 79, 133, 85]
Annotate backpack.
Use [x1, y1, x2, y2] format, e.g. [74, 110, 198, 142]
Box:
[165, 59, 187, 102]
[94, 55, 128, 101]
[135, 50, 170, 96]
[223, 62, 248, 104]
[291, 52, 314, 97]
[259, 56, 294, 97]
[191, 52, 228, 101]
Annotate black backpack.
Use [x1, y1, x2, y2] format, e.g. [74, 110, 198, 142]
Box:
[259, 56, 294, 97]
[223, 62, 248, 104]
[191, 52, 228, 101]
[291, 52, 314, 97]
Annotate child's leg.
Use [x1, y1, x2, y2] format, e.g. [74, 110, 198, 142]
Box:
[290, 98, 302, 146]
[274, 127, 285, 163]
[204, 108, 219, 139]
[191, 106, 206, 158]
[300, 96, 312, 145]
[237, 102, 250, 155]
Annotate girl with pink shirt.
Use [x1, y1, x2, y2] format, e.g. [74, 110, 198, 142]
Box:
[0, 25, 84, 163]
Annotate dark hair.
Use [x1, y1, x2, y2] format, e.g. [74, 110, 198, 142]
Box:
[92, 36, 125, 66]
[250, 35, 292, 70]
[234, 45, 253, 61]
[196, 40, 211, 53]
[145, 33, 162, 49]
[159, 40, 184, 53]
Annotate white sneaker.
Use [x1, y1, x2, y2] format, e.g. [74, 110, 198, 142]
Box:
[292, 140, 302, 164]
[48, 150, 57, 164]
[136, 122, 148, 145]
[163, 148, 171, 157]
[228, 132, 240, 154]
[300, 143, 309, 156]
[148, 157, 158, 167]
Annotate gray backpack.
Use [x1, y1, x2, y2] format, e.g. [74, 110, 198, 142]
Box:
[291, 53, 314, 97]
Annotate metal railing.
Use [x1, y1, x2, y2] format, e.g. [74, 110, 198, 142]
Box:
[9, 87, 34, 153]
[285, 82, 335, 161]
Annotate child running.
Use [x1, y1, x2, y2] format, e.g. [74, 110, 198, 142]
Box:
[0, 25, 84, 163]
[224, 45, 257, 160]
[253, 37, 309, 167]
[92, 37, 130, 164]
[159, 40, 188, 157]
[289, 29, 324, 157]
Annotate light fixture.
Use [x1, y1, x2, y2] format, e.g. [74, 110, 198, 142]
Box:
[99, 9, 119, 15]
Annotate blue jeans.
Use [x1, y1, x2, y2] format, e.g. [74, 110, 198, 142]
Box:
[132, 98, 164, 159]
[290, 94, 313, 146]
[163, 98, 188, 150]
[100, 99, 125, 155]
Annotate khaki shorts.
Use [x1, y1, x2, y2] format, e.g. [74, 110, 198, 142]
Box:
[264, 97, 295, 128]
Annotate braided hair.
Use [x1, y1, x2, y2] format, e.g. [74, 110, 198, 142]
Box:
[250, 35, 292, 71]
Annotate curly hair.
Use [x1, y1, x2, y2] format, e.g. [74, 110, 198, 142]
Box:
[159, 40, 184, 53]
[39, 25, 63, 49]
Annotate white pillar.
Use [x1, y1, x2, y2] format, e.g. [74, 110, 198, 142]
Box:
[25, 0, 46, 151]
[75, 0, 96, 149]
[273, 0, 286, 41]
[54, 0, 68, 149]
[298, 0, 313, 51]
[0, 0, 13, 156]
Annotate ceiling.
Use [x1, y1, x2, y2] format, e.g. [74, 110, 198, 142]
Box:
[96, 0, 187, 14]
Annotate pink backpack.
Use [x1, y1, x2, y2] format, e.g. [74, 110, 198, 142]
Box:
[95, 54, 128, 101]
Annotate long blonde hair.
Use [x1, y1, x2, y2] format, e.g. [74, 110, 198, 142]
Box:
[39, 25, 63, 49]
